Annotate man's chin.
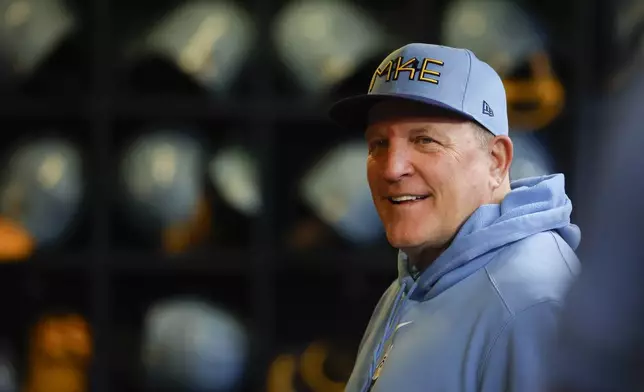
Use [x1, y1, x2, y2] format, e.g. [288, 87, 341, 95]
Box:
[385, 232, 427, 250]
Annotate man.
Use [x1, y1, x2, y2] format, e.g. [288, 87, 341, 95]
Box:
[328, 43, 581, 392]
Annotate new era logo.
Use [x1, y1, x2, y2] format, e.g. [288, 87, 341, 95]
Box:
[482, 101, 494, 117]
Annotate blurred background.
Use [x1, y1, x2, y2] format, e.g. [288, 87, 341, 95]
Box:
[0, 0, 638, 390]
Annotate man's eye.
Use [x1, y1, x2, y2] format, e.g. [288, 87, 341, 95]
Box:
[416, 136, 435, 144]
[368, 139, 387, 151]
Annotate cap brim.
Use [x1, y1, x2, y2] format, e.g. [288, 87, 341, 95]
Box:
[328, 93, 476, 131]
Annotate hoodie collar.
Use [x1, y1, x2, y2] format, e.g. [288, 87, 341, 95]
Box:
[396, 173, 581, 300]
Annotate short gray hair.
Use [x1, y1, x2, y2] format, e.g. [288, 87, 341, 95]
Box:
[471, 122, 495, 149]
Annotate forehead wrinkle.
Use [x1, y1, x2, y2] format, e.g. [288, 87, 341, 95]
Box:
[366, 121, 455, 145]
[367, 102, 467, 141]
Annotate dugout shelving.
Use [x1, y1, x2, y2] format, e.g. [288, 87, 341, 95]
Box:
[0, 0, 614, 390]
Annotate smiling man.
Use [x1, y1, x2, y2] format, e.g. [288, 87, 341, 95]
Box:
[328, 43, 581, 392]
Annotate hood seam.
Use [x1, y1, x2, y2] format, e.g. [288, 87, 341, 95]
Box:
[549, 231, 576, 276]
[483, 244, 515, 316]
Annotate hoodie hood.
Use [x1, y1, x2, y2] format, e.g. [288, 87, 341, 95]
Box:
[397, 173, 580, 301]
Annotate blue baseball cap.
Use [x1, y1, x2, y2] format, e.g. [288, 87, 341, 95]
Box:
[328, 43, 509, 136]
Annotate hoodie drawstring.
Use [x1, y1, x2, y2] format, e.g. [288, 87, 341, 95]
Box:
[363, 280, 413, 392]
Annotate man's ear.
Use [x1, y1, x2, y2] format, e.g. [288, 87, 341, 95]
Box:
[489, 135, 513, 186]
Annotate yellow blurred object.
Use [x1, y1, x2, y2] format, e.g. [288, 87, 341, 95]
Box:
[503, 52, 566, 130]
[299, 342, 345, 392]
[24, 314, 92, 392]
[0, 216, 34, 261]
[267, 353, 298, 392]
[162, 193, 212, 254]
[267, 341, 349, 392]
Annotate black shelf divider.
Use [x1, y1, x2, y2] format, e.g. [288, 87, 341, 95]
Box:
[111, 96, 340, 121]
[89, 0, 112, 390]
[109, 249, 252, 275]
[0, 96, 92, 117]
[275, 248, 398, 275]
[0, 95, 346, 122]
[28, 252, 93, 269]
[250, 0, 277, 389]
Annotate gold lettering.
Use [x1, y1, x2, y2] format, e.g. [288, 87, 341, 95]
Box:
[368, 57, 444, 91]
[393, 57, 418, 80]
[419, 58, 443, 84]
[368, 60, 393, 92]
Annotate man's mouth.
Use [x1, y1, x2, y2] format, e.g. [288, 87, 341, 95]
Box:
[387, 195, 430, 205]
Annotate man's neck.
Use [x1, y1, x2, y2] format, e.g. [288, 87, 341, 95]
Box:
[404, 185, 512, 277]
[405, 245, 449, 276]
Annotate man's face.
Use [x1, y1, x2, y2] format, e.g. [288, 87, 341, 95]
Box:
[366, 115, 494, 252]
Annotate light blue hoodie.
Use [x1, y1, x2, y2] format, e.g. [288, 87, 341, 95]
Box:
[345, 174, 581, 392]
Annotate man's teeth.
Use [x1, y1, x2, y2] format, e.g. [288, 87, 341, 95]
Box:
[391, 195, 424, 202]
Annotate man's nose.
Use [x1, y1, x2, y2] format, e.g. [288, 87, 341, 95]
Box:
[381, 143, 413, 182]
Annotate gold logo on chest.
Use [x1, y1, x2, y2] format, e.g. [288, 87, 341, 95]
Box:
[372, 344, 394, 383]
